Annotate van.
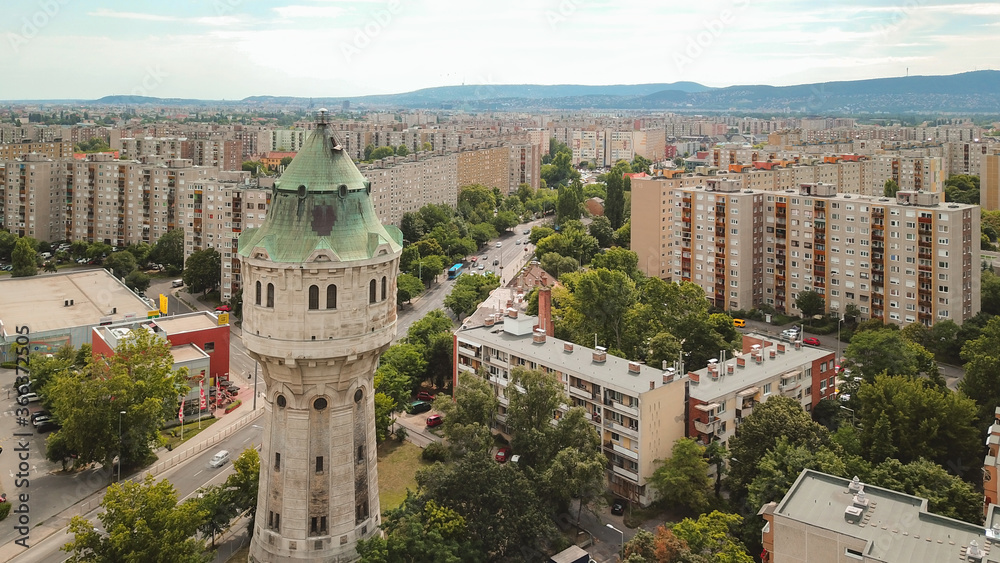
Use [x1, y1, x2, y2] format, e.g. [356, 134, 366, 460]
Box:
[209, 450, 230, 468]
[172, 279, 184, 288]
[733, 318, 746, 328]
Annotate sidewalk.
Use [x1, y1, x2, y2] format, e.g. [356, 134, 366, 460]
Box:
[0, 395, 263, 561]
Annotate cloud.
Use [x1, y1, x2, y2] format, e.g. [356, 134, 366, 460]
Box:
[86, 8, 245, 27]
[272, 5, 345, 19]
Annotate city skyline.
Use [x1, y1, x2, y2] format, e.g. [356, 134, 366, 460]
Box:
[2, 0, 998, 101]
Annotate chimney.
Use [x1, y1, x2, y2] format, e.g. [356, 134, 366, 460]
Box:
[506, 307, 518, 318]
[688, 371, 700, 384]
[777, 343, 785, 353]
[649, 381, 655, 390]
[727, 364, 734, 374]
[537, 286, 553, 336]
[532, 328, 546, 344]
[564, 342, 574, 353]
[593, 346, 607, 363]
[628, 361, 641, 374]
[663, 367, 676, 383]
[769, 349, 776, 360]
[736, 357, 746, 368]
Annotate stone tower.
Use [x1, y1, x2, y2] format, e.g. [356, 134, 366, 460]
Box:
[239, 110, 401, 562]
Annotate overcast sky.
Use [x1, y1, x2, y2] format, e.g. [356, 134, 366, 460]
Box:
[1, 0, 996, 100]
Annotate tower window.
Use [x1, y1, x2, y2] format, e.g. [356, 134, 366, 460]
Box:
[267, 283, 274, 307]
[369, 279, 376, 303]
[381, 276, 387, 301]
[316, 456, 324, 473]
[357, 445, 364, 463]
[326, 284, 337, 309]
[308, 285, 319, 310]
[255, 280, 261, 305]
[274, 452, 281, 471]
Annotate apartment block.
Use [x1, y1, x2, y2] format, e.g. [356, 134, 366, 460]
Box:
[982, 154, 1000, 210]
[457, 146, 510, 193]
[362, 152, 459, 227]
[454, 310, 687, 506]
[635, 177, 981, 326]
[509, 142, 541, 191]
[1, 153, 67, 241]
[760, 469, 999, 563]
[687, 335, 837, 450]
[0, 140, 72, 160]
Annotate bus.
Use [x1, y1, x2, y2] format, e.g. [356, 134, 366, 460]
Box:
[447, 263, 463, 279]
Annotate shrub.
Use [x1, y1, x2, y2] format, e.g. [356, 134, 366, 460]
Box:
[0, 502, 10, 521]
[421, 441, 449, 463]
[395, 427, 408, 443]
[224, 400, 242, 414]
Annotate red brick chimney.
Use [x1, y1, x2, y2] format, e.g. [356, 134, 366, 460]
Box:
[537, 286, 553, 336]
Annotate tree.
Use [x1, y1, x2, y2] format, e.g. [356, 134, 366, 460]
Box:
[605, 161, 630, 229]
[614, 218, 631, 247]
[435, 371, 498, 456]
[858, 374, 981, 480]
[182, 248, 221, 294]
[195, 484, 239, 547]
[746, 439, 846, 511]
[357, 494, 478, 563]
[727, 396, 831, 499]
[844, 328, 929, 381]
[125, 242, 153, 268]
[46, 329, 188, 479]
[883, 178, 899, 197]
[556, 180, 584, 225]
[103, 250, 137, 278]
[867, 458, 982, 523]
[467, 222, 497, 248]
[794, 289, 824, 318]
[370, 146, 394, 160]
[631, 155, 653, 175]
[588, 215, 615, 248]
[363, 143, 375, 161]
[62, 476, 209, 563]
[590, 247, 641, 280]
[396, 273, 424, 305]
[650, 438, 713, 514]
[151, 229, 185, 272]
[417, 255, 445, 285]
[944, 174, 980, 204]
[670, 511, 754, 563]
[960, 315, 1000, 426]
[0, 230, 18, 261]
[567, 268, 637, 351]
[444, 272, 500, 319]
[539, 252, 578, 279]
[380, 343, 428, 388]
[11, 236, 37, 277]
[396, 144, 410, 156]
[124, 270, 151, 293]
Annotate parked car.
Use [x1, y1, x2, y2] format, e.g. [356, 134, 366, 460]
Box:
[426, 414, 443, 427]
[208, 450, 230, 468]
[611, 499, 626, 515]
[416, 391, 436, 402]
[35, 419, 60, 433]
[733, 318, 746, 328]
[493, 259, 500, 266]
[215, 305, 231, 312]
[406, 401, 432, 414]
[802, 336, 821, 346]
[30, 409, 51, 423]
[523, 229, 530, 235]
[515, 239, 521, 245]
[495, 447, 512, 463]
[496, 242, 502, 248]
[16, 393, 40, 405]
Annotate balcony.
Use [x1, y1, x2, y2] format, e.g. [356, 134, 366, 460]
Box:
[569, 386, 592, 400]
[694, 417, 720, 435]
[607, 400, 639, 418]
[604, 420, 639, 438]
[611, 464, 639, 483]
[606, 441, 640, 461]
[737, 403, 754, 418]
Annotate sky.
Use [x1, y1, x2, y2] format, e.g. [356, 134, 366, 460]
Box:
[0, 0, 997, 100]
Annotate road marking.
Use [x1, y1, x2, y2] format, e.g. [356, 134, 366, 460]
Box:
[193, 470, 203, 478]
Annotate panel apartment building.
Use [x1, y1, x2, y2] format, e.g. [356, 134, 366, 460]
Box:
[632, 177, 980, 326]
[454, 310, 687, 506]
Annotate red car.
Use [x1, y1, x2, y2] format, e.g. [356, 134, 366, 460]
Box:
[215, 305, 231, 312]
[495, 447, 512, 463]
[426, 414, 443, 427]
[416, 391, 436, 402]
[802, 336, 821, 346]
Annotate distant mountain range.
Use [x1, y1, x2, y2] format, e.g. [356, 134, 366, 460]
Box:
[23, 71, 1000, 114]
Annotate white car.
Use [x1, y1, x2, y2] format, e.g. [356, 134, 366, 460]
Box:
[496, 242, 502, 247]
[208, 450, 230, 468]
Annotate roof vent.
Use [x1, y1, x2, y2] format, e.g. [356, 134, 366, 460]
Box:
[593, 346, 607, 363]
[968, 540, 984, 562]
[848, 476, 863, 493]
[853, 490, 870, 509]
[844, 505, 863, 523]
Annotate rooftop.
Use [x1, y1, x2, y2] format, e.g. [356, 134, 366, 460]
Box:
[170, 343, 209, 364]
[151, 311, 225, 335]
[688, 334, 832, 401]
[0, 269, 151, 338]
[458, 320, 679, 396]
[771, 469, 993, 563]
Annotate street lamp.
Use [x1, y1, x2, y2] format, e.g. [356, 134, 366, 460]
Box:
[607, 523, 624, 559]
[118, 410, 126, 482]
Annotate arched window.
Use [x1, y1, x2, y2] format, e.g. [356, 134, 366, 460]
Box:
[255, 281, 262, 305]
[267, 283, 275, 308]
[308, 285, 319, 310]
[326, 284, 337, 309]
[369, 279, 376, 303]
[381, 276, 387, 301]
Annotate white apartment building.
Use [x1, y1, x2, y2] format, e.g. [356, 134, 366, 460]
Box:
[454, 312, 687, 506]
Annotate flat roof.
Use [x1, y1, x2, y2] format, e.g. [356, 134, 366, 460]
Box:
[170, 343, 209, 364]
[775, 470, 989, 563]
[152, 311, 224, 334]
[458, 322, 677, 395]
[689, 335, 832, 401]
[0, 269, 151, 337]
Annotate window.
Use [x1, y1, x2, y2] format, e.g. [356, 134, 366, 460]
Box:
[255, 281, 261, 305]
[308, 285, 319, 310]
[266, 283, 274, 307]
[268, 511, 281, 531]
[381, 276, 387, 301]
[762, 383, 772, 395]
[204, 342, 215, 352]
[316, 456, 324, 473]
[357, 445, 365, 463]
[369, 279, 377, 303]
[326, 284, 337, 309]
[275, 452, 281, 471]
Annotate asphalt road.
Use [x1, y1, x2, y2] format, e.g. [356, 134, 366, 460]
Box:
[8, 422, 264, 563]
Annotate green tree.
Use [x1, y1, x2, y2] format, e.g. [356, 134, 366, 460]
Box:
[396, 272, 424, 304]
[103, 250, 137, 278]
[567, 267, 637, 350]
[46, 329, 188, 479]
[435, 371, 498, 456]
[859, 374, 981, 480]
[182, 248, 221, 294]
[400, 213, 427, 243]
[505, 367, 564, 468]
[844, 328, 929, 381]
[370, 146, 394, 160]
[867, 458, 982, 524]
[747, 439, 846, 511]
[406, 309, 454, 348]
[529, 226, 555, 245]
[670, 511, 754, 563]
[417, 254, 445, 285]
[467, 222, 498, 248]
[605, 161, 630, 229]
[944, 174, 980, 204]
[11, 236, 37, 277]
[195, 484, 239, 547]
[794, 289, 824, 318]
[631, 155, 652, 175]
[960, 315, 1000, 426]
[151, 229, 185, 272]
[444, 272, 500, 319]
[363, 143, 375, 161]
[124, 270, 152, 293]
[62, 476, 209, 563]
[539, 252, 579, 279]
[556, 180, 584, 225]
[650, 438, 713, 514]
[590, 247, 641, 280]
[883, 178, 899, 197]
[396, 144, 410, 156]
[614, 218, 631, 247]
[381, 343, 428, 388]
[225, 447, 260, 526]
[357, 494, 478, 563]
[588, 215, 615, 248]
[0, 230, 18, 261]
[125, 242, 154, 268]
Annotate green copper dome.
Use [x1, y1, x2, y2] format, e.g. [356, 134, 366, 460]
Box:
[238, 114, 403, 263]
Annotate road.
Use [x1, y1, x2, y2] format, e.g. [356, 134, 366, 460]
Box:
[8, 422, 264, 563]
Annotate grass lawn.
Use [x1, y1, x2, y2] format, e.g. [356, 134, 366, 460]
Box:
[377, 440, 430, 510]
[162, 416, 220, 450]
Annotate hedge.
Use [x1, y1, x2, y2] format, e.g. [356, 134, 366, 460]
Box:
[224, 400, 242, 414]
